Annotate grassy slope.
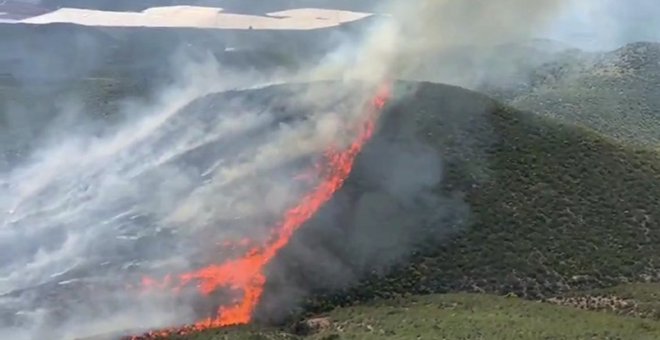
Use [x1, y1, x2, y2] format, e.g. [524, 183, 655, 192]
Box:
[310, 293, 660, 340]
[172, 293, 660, 340]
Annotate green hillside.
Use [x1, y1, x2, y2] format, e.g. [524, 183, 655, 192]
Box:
[509, 42, 660, 147]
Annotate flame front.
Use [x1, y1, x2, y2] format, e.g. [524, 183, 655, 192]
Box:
[129, 83, 391, 339]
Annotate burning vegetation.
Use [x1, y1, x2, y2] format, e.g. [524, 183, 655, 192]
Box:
[125, 83, 391, 339]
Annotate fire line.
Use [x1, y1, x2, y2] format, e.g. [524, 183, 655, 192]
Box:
[127, 83, 391, 340]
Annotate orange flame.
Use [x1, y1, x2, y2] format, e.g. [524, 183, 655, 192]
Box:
[128, 83, 391, 339]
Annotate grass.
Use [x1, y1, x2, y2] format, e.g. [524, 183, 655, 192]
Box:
[168, 293, 660, 339]
[312, 293, 660, 340]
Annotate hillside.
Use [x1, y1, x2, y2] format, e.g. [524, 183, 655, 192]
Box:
[408, 41, 660, 148]
[0, 21, 360, 80]
[274, 81, 660, 313]
[93, 79, 660, 339]
[497, 42, 660, 147]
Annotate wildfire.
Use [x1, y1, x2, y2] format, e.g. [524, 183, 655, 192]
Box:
[127, 83, 391, 339]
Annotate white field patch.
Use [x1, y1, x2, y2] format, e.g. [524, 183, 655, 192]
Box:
[16, 6, 373, 30]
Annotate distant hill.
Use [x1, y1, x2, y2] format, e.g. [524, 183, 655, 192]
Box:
[406, 40, 660, 148]
[0, 18, 381, 188]
[509, 42, 660, 148]
[0, 23, 118, 81]
[0, 14, 378, 81]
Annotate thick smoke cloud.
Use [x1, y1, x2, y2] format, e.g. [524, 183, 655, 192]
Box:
[365, 0, 570, 88]
[286, 0, 570, 92]
[386, 0, 660, 89]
